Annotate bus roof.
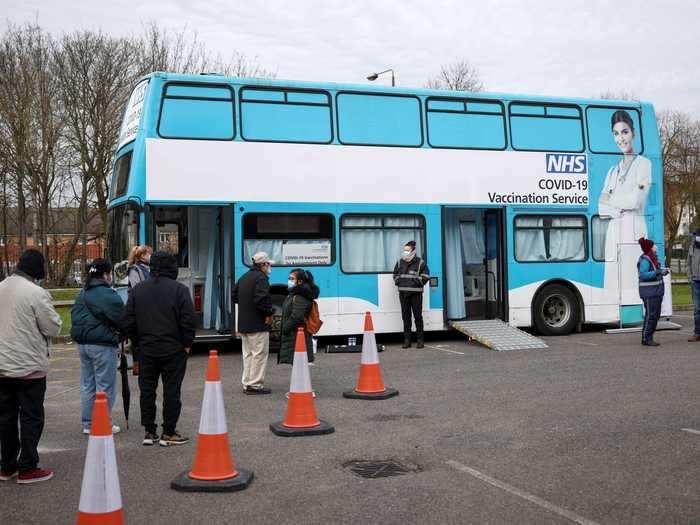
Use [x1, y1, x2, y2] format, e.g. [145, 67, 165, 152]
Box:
[140, 71, 651, 110]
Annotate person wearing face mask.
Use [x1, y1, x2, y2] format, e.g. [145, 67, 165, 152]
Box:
[637, 238, 668, 347]
[232, 252, 274, 394]
[393, 241, 430, 349]
[0, 250, 61, 484]
[687, 229, 700, 342]
[598, 110, 652, 297]
[278, 269, 320, 365]
[71, 259, 128, 435]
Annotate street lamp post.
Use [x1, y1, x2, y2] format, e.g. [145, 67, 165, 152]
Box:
[367, 69, 395, 87]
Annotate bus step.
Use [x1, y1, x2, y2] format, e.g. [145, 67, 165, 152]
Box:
[449, 319, 548, 351]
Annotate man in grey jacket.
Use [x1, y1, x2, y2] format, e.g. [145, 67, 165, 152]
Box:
[0, 250, 62, 484]
[688, 230, 700, 342]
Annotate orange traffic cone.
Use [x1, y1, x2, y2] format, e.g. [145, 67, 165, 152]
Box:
[343, 312, 399, 400]
[270, 328, 334, 437]
[171, 350, 253, 492]
[76, 392, 124, 525]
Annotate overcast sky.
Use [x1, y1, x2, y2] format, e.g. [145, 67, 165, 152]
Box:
[4, 0, 699, 116]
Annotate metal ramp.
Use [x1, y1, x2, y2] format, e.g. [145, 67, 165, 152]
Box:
[449, 319, 548, 351]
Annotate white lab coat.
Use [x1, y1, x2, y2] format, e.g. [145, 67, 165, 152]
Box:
[597, 155, 652, 304]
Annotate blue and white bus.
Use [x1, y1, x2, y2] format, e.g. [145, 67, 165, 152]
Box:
[107, 72, 665, 342]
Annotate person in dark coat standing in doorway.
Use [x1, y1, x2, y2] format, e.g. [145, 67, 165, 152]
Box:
[637, 237, 668, 347]
[124, 251, 195, 447]
[393, 241, 430, 349]
[232, 252, 274, 395]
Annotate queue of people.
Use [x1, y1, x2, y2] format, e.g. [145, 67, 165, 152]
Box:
[3, 234, 698, 485]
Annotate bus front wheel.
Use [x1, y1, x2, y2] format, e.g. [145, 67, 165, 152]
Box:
[533, 284, 579, 336]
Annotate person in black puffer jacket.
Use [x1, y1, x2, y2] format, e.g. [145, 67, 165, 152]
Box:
[393, 240, 430, 349]
[71, 259, 127, 435]
[124, 251, 195, 447]
[278, 269, 319, 365]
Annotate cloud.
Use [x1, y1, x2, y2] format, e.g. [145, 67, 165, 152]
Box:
[4, 0, 698, 115]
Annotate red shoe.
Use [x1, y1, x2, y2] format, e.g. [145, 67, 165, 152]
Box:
[0, 470, 18, 481]
[17, 468, 53, 484]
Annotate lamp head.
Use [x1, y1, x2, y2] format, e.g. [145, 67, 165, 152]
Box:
[367, 73, 378, 81]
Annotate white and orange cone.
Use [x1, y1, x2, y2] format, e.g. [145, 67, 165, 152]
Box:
[171, 350, 253, 492]
[270, 328, 334, 437]
[76, 392, 124, 525]
[343, 312, 399, 400]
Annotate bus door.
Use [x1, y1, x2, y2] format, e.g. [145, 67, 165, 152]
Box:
[148, 204, 233, 339]
[443, 207, 506, 321]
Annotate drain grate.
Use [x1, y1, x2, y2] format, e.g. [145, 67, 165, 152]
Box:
[343, 459, 420, 479]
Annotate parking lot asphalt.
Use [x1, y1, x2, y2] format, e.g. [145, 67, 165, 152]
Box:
[2, 316, 700, 525]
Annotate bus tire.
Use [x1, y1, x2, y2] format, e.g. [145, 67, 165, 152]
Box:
[533, 284, 579, 336]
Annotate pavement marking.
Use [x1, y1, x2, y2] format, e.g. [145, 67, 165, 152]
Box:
[37, 446, 75, 453]
[577, 342, 599, 347]
[681, 428, 700, 436]
[45, 385, 80, 399]
[423, 344, 465, 355]
[446, 460, 600, 525]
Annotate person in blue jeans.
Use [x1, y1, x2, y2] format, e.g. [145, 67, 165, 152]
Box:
[686, 229, 700, 342]
[637, 238, 668, 347]
[71, 259, 127, 434]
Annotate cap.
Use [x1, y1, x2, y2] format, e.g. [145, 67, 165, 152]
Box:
[252, 252, 273, 265]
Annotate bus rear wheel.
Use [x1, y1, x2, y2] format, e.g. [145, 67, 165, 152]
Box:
[533, 284, 579, 336]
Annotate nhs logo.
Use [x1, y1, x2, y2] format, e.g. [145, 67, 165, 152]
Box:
[546, 154, 587, 174]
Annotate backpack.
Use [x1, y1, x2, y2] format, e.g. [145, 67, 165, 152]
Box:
[305, 300, 323, 335]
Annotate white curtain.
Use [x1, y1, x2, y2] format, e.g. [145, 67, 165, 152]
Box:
[548, 218, 585, 261]
[341, 216, 423, 273]
[460, 221, 485, 265]
[445, 210, 466, 319]
[515, 217, 546, 261]
[592, 216, 611, 260]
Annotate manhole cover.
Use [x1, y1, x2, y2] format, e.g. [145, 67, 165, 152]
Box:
[343, 459, 421, 479]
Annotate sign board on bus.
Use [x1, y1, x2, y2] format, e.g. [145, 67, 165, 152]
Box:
[117, 79, 149, 150]
[282, 242, 332, 266]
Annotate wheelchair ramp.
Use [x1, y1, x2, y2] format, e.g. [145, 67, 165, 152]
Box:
[449, 319, 548, 351]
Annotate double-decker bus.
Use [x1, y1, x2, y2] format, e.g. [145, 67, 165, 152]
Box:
[107, 72, 665, 342]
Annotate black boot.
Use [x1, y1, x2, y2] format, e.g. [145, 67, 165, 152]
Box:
[416, 335, 424, 349]
[402, 335, 411, 348]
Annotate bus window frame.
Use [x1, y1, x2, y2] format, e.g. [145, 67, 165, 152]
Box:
[425, 96, 508, 151]
[335, 91, 425, 148]
[239, 85, 334, 145]
[513, 213, 589, 263]
[107, 200, 141, 266]
[156, 81, 236, 141]
[339, 213, 427, 274]
[241, 211, 336, 268]
[508, 101, 586, 153]
[110, 149, 133, 200]
[585, 105, 645, 155]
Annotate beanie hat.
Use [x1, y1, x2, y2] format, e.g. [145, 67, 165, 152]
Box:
[17, 250, 46, 280]
[149, 251, 178, 279]
[638, 237, 654, 253]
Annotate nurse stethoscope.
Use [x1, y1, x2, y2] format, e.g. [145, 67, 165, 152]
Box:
[607, 154, 638, 195]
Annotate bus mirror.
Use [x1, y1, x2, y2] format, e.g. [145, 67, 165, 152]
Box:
[429, 277, 438, 288]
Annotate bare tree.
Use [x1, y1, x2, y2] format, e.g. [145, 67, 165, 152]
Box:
[0, 24, 64, 281]
[426, 60, 484, 92]
[133, 23, 275, 78]
[598, 90, 640, 102]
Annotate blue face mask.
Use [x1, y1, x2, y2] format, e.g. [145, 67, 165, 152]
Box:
[287, 279, 296, 290]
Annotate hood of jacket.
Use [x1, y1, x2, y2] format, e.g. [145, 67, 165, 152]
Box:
[149, 251, 178, 280]
[85, 278, 111, 291]
[291, 281, 319, 301]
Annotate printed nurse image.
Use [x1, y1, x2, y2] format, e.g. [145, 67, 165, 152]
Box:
[598, 110, 652, 294]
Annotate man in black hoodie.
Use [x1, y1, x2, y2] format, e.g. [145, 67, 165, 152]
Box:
[125, 251, 195, 447]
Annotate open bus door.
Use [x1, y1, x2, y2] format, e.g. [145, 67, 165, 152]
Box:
[146, 204, 233, 342]
[443, 207, 507, 322]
